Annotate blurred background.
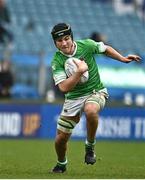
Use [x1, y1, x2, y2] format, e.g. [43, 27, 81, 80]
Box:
[0, 0, 145, 140]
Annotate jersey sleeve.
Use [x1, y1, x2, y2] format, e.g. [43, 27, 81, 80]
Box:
[51, 60, 67, 85]
[95, 41, 107, 53]
[85, 39, 107, 54]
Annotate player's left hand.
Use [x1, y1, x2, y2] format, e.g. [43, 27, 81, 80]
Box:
[125, 55, 141, 63]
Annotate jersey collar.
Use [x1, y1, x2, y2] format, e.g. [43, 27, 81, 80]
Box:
[59, 41, 77, 57]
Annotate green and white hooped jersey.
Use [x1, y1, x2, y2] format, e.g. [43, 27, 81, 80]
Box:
[51, 39, 107, 99]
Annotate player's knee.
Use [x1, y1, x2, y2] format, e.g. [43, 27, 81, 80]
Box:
[84, 103, 99, 116]
[57, 117, 77, 134]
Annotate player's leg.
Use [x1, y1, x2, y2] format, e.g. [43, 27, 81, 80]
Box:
[84, 102, 100, 165]
[83, 92, 106, 165]
[52, 115, 80, 173]
[52, 129, 70, 173]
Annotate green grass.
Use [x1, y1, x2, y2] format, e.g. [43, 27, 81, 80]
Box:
[0, 139, 145, 179]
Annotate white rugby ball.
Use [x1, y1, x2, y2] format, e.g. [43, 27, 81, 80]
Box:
[65, 57, 89, 83]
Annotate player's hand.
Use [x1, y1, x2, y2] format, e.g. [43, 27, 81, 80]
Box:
[124, 54, 141, 63]
[73, 59, 88, 73]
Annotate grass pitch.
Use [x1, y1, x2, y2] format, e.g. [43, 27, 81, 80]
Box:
[0, 139, 145, 179]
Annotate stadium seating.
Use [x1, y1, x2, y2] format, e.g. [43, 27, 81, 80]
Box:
[1, 0, 144, 100]
[6, 0, 145, 55]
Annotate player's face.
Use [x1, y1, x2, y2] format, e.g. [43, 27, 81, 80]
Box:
[55, 35, 74, 55]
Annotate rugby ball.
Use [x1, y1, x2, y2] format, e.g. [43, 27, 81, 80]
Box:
[65, 57, 89, 83]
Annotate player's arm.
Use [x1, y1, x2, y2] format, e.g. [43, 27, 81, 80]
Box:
[58, 60, 88, 93]
[104, 45, 141, 63]
[58, 72, 82, 93]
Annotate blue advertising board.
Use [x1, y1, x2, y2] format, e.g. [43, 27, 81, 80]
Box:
[0, 104, 145, 140]
[0, 104, 41, 137]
